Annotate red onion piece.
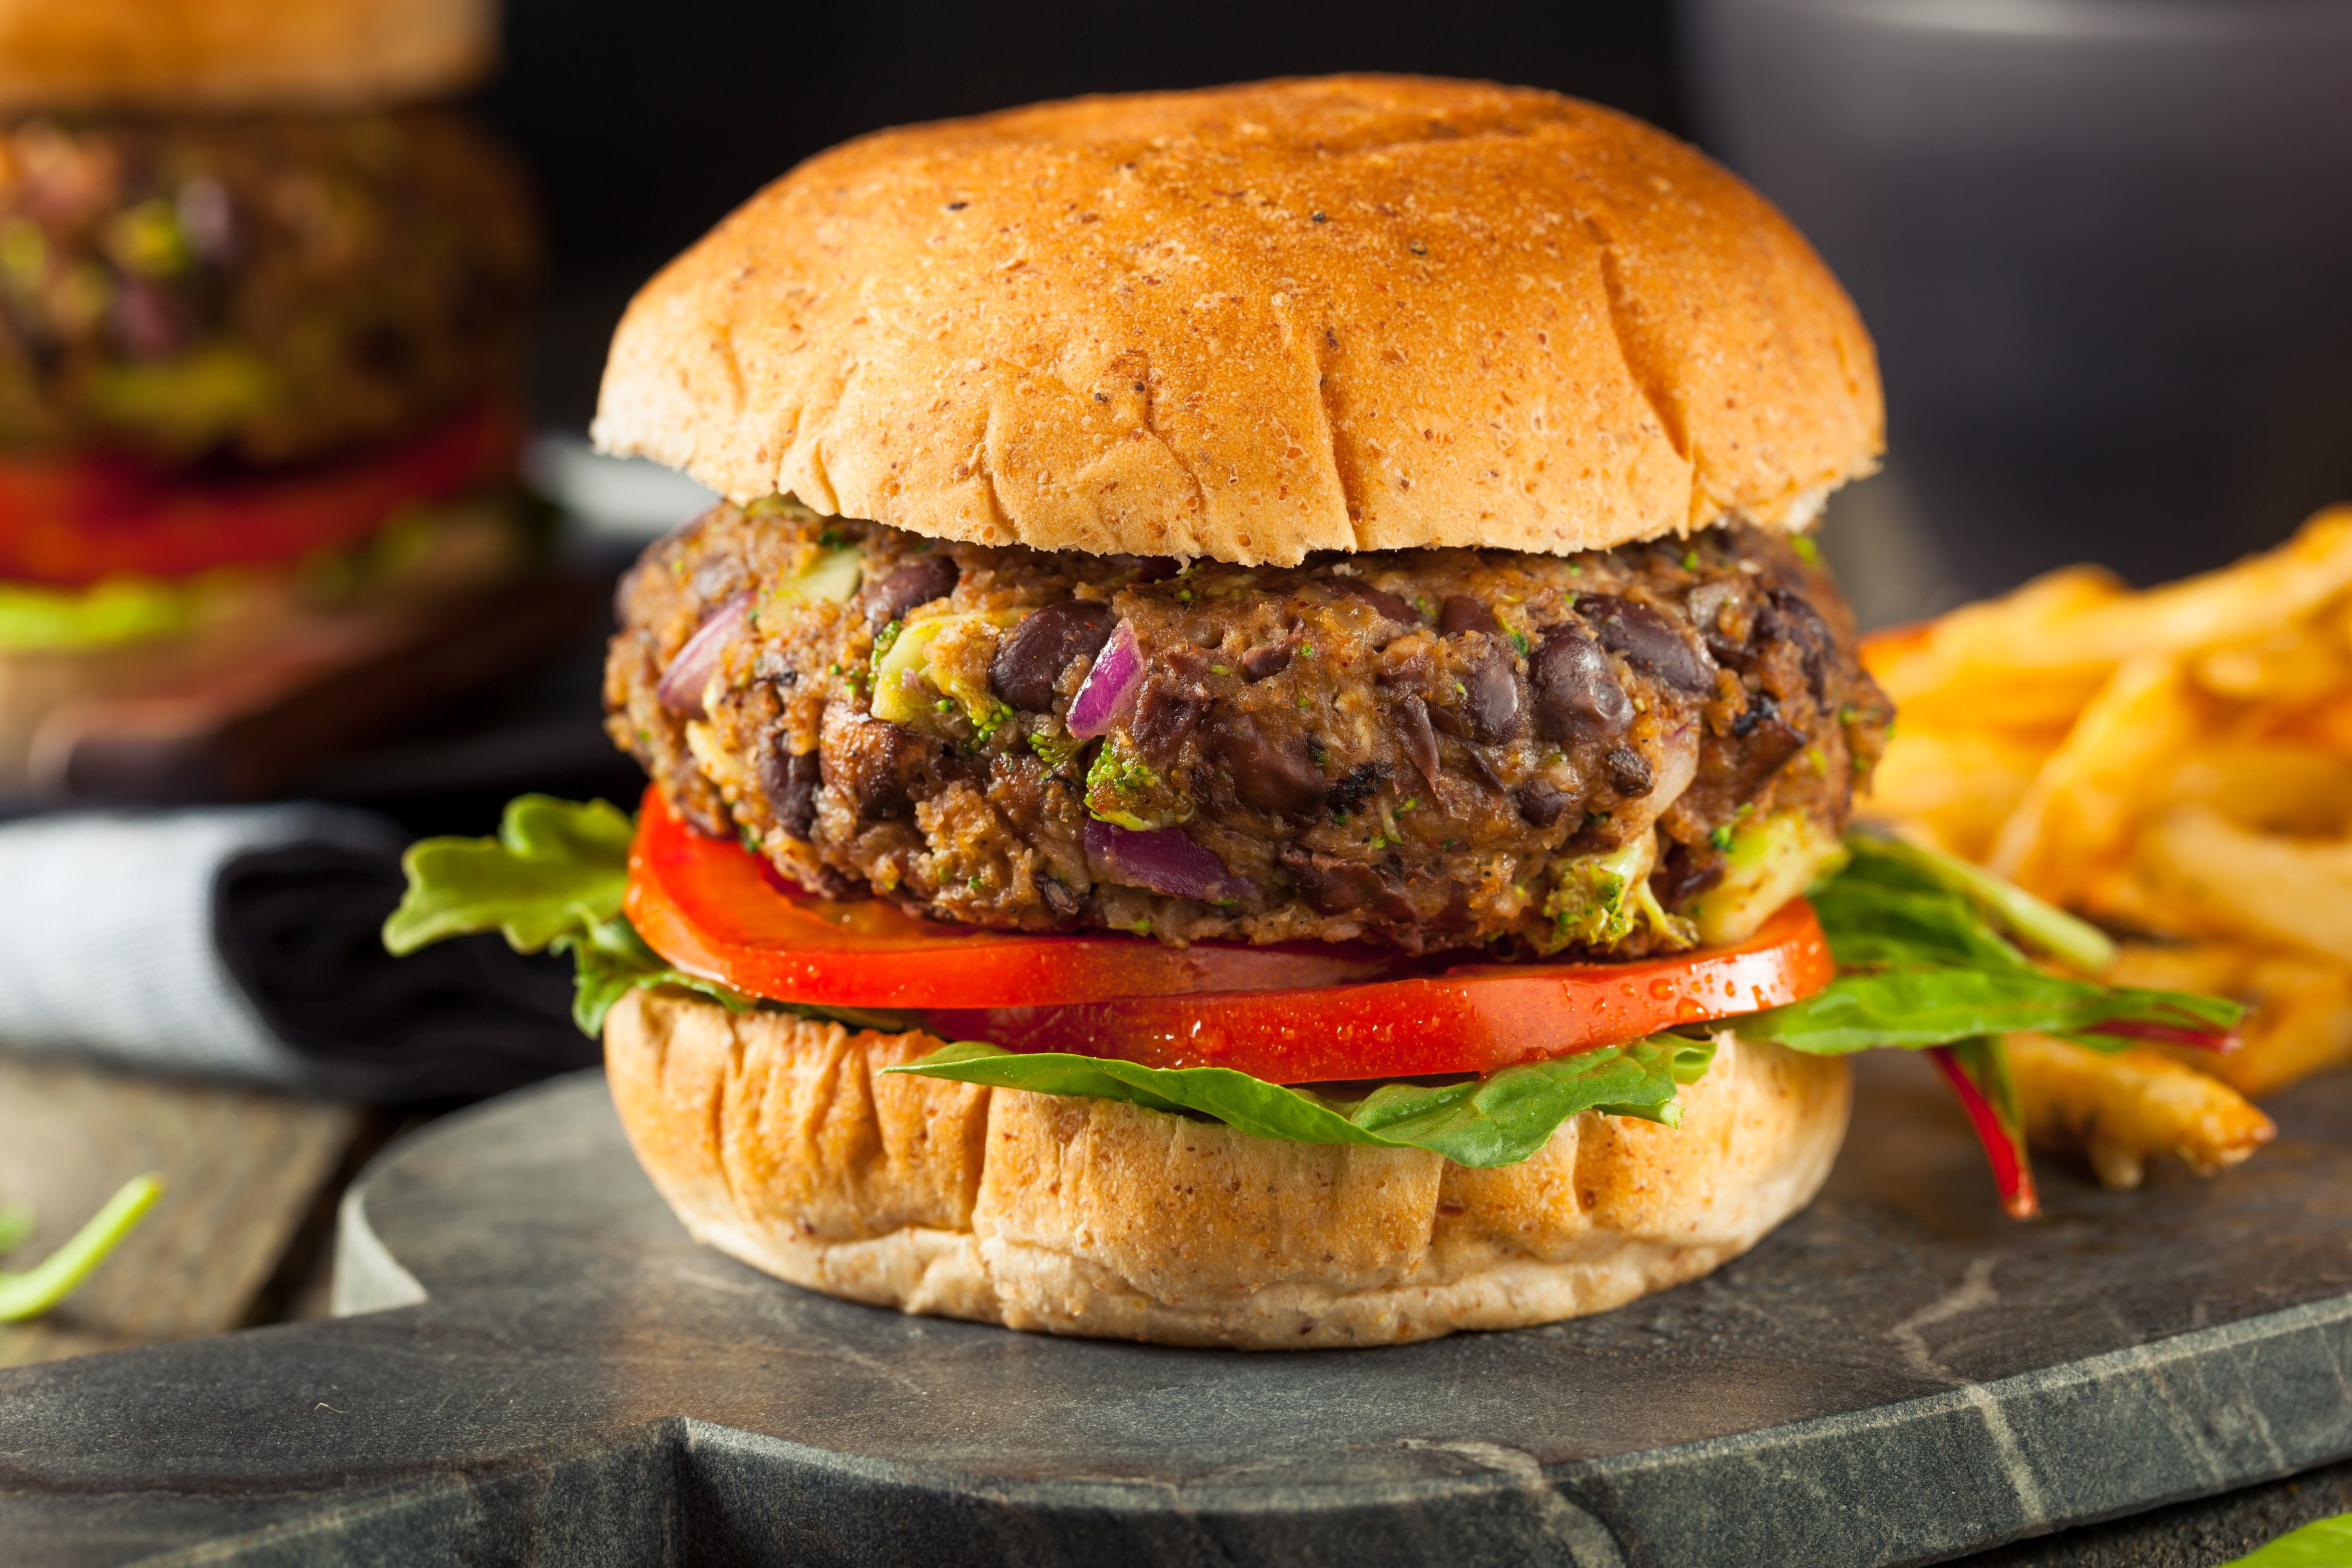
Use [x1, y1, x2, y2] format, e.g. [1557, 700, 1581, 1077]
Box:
[1067, 619, 1142, 739]
[656, 592, 751, 719]
[1085, 818, 1250, 905]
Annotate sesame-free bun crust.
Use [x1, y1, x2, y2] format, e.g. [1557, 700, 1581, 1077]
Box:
[0, 0, 495, 111]
[594, 75, 1881, 567]
[604, 988, 1852, 1349]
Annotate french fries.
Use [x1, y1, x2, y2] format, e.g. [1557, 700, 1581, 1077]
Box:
[1861, 505, 2352, 1183]
[2006, 1034, 2274, 1190]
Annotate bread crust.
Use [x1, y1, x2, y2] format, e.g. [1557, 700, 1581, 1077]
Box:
[604, 988, 1852, 1348]
[0, 0, 495, 111]
[593, 75, 1882, 569]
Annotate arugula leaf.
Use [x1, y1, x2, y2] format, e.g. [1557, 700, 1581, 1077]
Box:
[383, 794, 634, 955]
[882, 1035, 1716, 1168]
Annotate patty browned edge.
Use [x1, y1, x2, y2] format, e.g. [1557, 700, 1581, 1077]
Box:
[608, 500, 1890, 956]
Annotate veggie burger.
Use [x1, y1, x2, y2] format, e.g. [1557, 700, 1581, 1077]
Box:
[393, 76, 2240, 1348]
[0, 0, 536, 785]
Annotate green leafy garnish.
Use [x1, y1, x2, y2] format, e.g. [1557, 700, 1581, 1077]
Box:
[0, 1175, 163, 1323]
[383, 794, 634, 954]
[384, 795, 903, 1035]
[1744, 836, 2240, 1057]
[883, 1035, 1715, 1168]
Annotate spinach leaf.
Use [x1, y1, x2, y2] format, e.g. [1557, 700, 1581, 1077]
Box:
[882, 1034, 1716, 1169]
[1747, 835, 2242, 1057]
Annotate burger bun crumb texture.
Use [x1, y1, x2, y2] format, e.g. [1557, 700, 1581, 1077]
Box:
[605, 987, 1851, 1349]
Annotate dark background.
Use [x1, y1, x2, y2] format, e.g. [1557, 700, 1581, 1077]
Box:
[473, 0, 1686, 432]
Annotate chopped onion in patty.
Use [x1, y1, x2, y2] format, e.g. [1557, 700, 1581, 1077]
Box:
[656, 592, 750, 719]
[1068, 619, 1142, 739]
[1085, 818, 1250, 905]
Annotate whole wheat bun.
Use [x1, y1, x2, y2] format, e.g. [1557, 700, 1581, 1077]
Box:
[0, 0, 495, 112]
[594, 75, 1881, 568]
[604, 987, 1852, 1349]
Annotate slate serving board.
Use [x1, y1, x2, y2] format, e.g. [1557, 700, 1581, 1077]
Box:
[5, 1052, 2352, 1568]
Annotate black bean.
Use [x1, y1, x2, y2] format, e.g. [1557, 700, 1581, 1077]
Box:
[1392, 693, 1440, 787]
[1577, 593, 1717, 695]
[1040, 879, 1080, 917]
[1767, 588, 1835, 706]
[1279, 847, 1415, 921]
[1729, 689, 1779, 738]
[1461, 648, 1521, 743]
[989, 600, 1117, 712]
[1464, 746, 1507, 793]
[1438, 594, 1500, 636]
[1530, 624, 1633, 741]
[1213, 711, 1327, 817]
[1240, 635, 1297, 682]
[1725, 715, 1808, 799]
[1327, 762, 1386, 817]
[759, 741, 822, 839]
[1320, 576, 1417, 625]
[1604, 745, 1655, 797]
[1131, 678, 1209, 756]
[1515, 779, 1569, 828]
[1119, 555, 1184, 582]
[829, 717, 913, 822]
[1652, 842, 1725, 908]
[864, 555, 960, 628]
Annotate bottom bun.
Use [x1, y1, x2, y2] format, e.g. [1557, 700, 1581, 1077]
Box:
[604, 989, 1852, 1350]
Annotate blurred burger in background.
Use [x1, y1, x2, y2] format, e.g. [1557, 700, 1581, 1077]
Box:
[0, 0, 540, 798]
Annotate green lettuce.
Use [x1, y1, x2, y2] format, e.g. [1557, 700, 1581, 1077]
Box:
[882, 1035, 1716, 1169]
[383, 794, 914, 1035]
[384, 800, 2239, 1185]
[1743, 833, 2242, 1056]
[383, 794, 751, 1033]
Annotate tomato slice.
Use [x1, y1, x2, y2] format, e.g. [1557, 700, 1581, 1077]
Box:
[0, 401, 517, 587]
[625, 786, 1403, 1005]
[920, 899, 1831, 1082]
[627, 787, 1837, 1078]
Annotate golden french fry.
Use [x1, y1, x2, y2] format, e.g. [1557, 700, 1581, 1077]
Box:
[2106, 940, 2352, 1098]
[2193, 619, 2352, 704]
[1863, 567, 2124, 720]
[2012, 508, 2352, 670]
[1988, 652, 2202, 903]
[1860, 725, 2054, 864]
[2277, 690, 2352, 756]
[2132, 805, 2352, 967]
[2154, 742, 2352, 837]
[2009, 1032, 2276, 1189]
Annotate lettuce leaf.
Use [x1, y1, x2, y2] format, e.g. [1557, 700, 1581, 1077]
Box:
[383, 794, 634, 954]
[883, 1034, 1716, 1168]
[383, 795, 915, 1036]
[1743, 833, 2241, 1057]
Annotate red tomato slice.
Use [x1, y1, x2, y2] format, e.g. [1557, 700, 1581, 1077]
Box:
[921, 899, 1832, 1082]
[627, 787, 1837, 1079]
[0, 401, 517, 587]
[625, 786, 1402, 1005]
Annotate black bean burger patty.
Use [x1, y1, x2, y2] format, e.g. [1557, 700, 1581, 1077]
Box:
[0, 109, 535, 466]
[608, 499, 1890, 956]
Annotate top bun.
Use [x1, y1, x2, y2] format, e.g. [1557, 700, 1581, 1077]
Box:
[0, 0, 496, 113]
[595, 75, 1882, 567]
